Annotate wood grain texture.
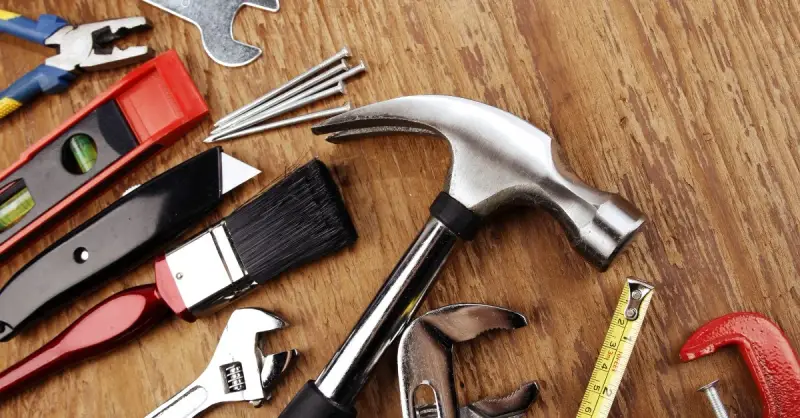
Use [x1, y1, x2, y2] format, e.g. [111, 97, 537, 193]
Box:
[1, 0, 799, 416]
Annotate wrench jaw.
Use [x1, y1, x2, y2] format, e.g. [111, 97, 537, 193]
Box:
[399, 304, 532, 418]
[463, 381, 540, 418]
[208, 309, 290, 403]
[254, 349, 300, 407]
[145, 308, 298, 418]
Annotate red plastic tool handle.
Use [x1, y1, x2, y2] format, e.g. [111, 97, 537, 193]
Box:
[0, 284, 171, 399]
[680, 312, 800, 418]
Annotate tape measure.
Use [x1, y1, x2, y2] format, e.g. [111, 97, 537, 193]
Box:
[576, 278, 654, 418]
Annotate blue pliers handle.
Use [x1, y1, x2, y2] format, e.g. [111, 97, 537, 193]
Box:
[0, 10, 75, 119]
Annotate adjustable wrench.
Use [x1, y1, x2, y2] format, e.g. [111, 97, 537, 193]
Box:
[146, 308, 298, 417]
[399, 304, 539, 418]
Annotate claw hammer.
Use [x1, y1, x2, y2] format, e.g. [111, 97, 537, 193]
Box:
[279, 95, 646, 417]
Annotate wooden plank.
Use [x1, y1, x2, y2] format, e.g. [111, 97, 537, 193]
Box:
[1, 0, 798, 416]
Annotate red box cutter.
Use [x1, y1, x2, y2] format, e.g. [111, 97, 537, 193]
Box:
[0, 50, 208, 258]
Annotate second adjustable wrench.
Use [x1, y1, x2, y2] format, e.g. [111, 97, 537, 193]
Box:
[146, 308, 298, 417]
[399, 303, 539, 418]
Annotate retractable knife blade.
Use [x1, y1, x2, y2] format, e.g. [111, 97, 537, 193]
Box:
[0, 147, 259, 342]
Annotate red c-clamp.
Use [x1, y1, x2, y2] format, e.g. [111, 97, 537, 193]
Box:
[680, 312, 800, 417]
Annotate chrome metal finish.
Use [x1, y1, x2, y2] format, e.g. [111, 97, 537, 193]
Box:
[303, 95, 646, 411]
[698, 380, 729, 418]
[216, 47, 351, 126]
[398, 304, 532, 418]
[624, 279, 653, 321]
[145, 308, 297, 418]
[205, 83, 346, 143]
[45, 17, 153, 72]
[416, 382, 539, 418]
[231, 62, 366, 132]
[214, 61, 349, 132]
[314, 95, 645, 271]
[164, 222, 249, 316]
[142, 0, 279, 67]
[316, 218, 458, 403]
[207, 103, 352, 143]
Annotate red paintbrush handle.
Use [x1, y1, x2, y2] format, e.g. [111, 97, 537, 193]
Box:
[0, 284, 171, 399]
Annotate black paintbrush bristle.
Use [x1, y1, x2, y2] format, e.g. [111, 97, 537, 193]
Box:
[225, 159, 357, 284]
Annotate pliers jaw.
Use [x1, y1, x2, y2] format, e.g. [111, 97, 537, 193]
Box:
[44, 16, 154, 73]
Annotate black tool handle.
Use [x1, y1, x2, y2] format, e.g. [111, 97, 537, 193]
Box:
[279, 382, 357, 418]
[0, 148, 225, 342]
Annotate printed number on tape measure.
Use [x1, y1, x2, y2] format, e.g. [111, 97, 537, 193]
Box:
[576, 278, 654, 418]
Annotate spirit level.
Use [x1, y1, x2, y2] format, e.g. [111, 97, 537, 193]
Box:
[0, 50, 208, 259]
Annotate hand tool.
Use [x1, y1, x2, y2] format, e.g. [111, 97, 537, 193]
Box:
[415, 382, 539, 418]
[145, 308, 298, 417]
[0, 10, 153, 119]
[215, 47, 351, 127]
[697, 380, 730, 418]
[207, 103, 352, 143]
[0, 50, 207, 260]
[0, 147, 259, 342]
[141, 0, 278, 67]
[680, 312, 800, 418]
[213, 61, 350, 133]
[214, 62, 367, 137]
[278, 95, 645, 418]
[0, 159, 356, 400]
[398, 304, 538, 418]
[205, 82, 347, 143]
[576, 278, 654, 418]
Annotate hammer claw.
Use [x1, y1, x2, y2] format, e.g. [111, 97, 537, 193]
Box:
[324, 126, 440, 144]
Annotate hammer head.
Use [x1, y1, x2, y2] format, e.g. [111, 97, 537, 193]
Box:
[313, 95, 645, 270]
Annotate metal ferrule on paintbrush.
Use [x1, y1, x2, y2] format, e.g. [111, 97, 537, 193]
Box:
[157, 221, 253, 317]
[0, 159, 357, 400]
[155, 159, 359, 321]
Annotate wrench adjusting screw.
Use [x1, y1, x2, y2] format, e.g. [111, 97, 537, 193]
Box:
[222, 362, 246, 392]
[697, 380, 730, 418]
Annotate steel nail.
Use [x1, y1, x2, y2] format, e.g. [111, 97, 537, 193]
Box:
[205, 103, 352, 143]
[214, 60, 349, 133]
[215, 47, 351, 127]
[229, 61, 367, 132]
[697, 380, 730, 418]
[205, 83, 347, 143]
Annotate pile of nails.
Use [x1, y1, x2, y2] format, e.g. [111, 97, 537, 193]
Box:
[205, 47, 365, 143]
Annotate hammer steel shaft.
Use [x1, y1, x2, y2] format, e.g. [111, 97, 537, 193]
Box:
[277, 96, 646, 418]
[317, 218, 458, 403]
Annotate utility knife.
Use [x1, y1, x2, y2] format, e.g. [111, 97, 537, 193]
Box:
[0, 147, 260, 342]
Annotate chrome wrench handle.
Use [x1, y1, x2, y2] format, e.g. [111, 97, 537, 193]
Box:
[145, 377, 218, 418]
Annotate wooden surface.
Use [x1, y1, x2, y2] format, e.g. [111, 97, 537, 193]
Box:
[1, 1, 799, 416]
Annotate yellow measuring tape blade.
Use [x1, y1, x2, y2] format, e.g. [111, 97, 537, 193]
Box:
[576, 278, 654, 418]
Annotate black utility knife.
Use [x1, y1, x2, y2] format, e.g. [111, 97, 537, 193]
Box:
[0, 147, 260, 342]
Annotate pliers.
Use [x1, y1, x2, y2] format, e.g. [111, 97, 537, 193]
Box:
[0, 10, 154, 119]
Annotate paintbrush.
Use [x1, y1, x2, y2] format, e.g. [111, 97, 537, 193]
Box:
[0, 159, 357, 400]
